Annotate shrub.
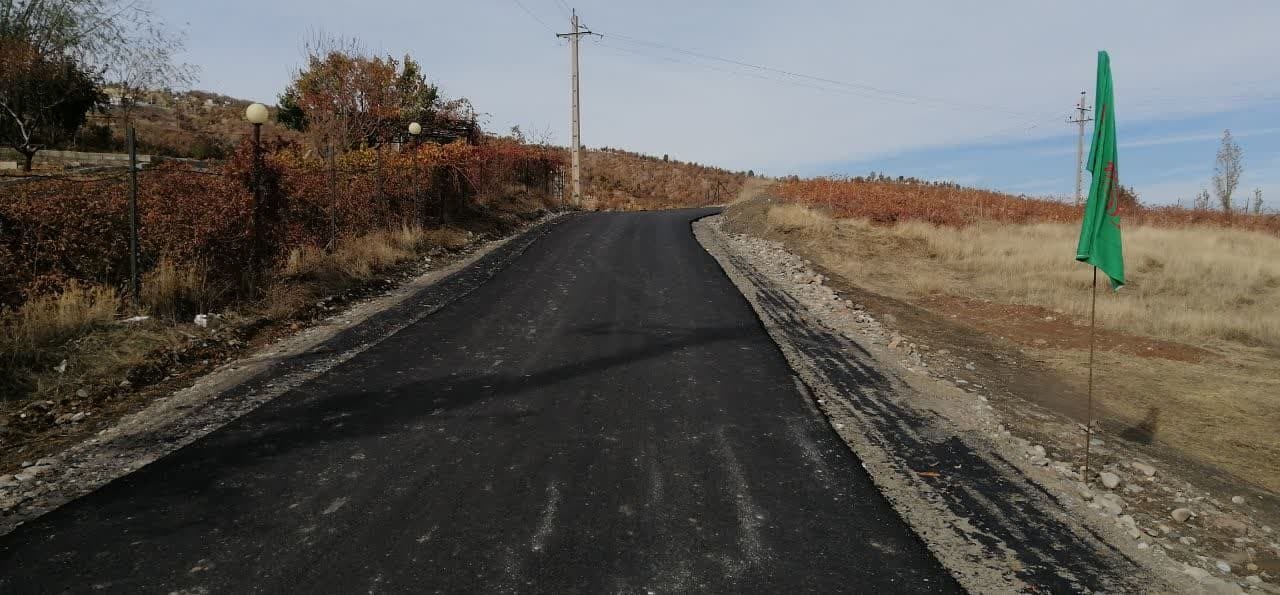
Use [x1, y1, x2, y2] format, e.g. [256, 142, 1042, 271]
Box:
[0, 138, 562, 310]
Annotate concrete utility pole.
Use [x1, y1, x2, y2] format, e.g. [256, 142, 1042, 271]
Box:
[1068, 91, 1094, 207]
[558, 9, 592, 206]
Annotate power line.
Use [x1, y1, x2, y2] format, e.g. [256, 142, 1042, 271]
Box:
[591, 40, 1061, 146]
[592, 41, 945, 108]
[551, 0, 572, 17]
[596, 29, 1053, 120]
[509, 0, 556, 34]
[593, 38, 1066, 132]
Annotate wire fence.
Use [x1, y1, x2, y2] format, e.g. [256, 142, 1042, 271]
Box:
[0, 141, 565, 309]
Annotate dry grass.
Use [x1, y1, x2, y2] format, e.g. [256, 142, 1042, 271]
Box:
[765, 203, 835, 235]
[583, 148, 749, 211]
[727, 193, 1280, 492]
[880, 220, 1280, 348]
[265, 224, 469, 320]
[743, 200, 1280, 349]
[281, 225, 456, 283]
[141, 259, 227, 321]
[2, 282, 120, 359]
[0, 282, 123, 398]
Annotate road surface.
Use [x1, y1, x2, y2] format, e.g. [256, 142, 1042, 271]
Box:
[0, 209, 959, 593]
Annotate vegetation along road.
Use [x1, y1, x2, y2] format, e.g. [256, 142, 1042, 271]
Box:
[0, 209, 959, 593]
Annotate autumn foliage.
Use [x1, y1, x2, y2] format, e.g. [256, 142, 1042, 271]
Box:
[0, 138, 562, 307]
[775, 177, 1280, 234]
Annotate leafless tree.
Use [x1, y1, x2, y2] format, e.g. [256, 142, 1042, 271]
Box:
[1, 1, 195, 131]
[1193, 188, 1211, 211]
[1213, 129, 1242, 213]
[101, 15, 196, 128]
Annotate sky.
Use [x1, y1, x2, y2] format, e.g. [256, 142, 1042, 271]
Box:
[155, 0, 1280, 208]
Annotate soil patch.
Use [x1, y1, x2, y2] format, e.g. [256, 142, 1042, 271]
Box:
[917, 294, 1215, 363]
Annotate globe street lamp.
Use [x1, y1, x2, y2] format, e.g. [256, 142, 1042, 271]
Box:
[245, 103, 269, 281]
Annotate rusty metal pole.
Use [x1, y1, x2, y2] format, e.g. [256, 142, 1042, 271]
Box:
[127, 126, 141, 307]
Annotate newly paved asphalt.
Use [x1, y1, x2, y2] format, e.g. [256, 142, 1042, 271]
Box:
[0, 209, 959, 593]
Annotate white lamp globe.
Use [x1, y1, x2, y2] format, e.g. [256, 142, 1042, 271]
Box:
[245, 103, 269, 125]
[408, 122, 422, 136]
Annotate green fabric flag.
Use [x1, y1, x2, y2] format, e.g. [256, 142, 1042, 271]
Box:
[1076, 50, 1125, 289]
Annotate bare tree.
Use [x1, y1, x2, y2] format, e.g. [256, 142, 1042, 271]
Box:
[102, 16, 196, 129]
[1, 1, 195, 135]
[1193, 188, 1211, 211]
[1254, 188, 1264, 215]
[1212, 129, 1243, 213]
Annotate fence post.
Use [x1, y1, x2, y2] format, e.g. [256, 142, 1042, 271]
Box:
[127, 126, 141, 307]
[328, 145, 338, 251]
[250, 122, 264, 288]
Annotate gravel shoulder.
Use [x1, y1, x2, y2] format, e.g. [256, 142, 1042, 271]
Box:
[695, 214, 1265, 594]
[0, 213, 570, 537]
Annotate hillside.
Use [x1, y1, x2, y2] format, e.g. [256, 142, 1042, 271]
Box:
[583, 147, 752, 210]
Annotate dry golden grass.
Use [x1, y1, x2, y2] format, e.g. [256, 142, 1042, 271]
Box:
[765, 203, 835, 235]
[266, 224, 470, 320]
[1, 282, 124, 397]
[141, 259, 227, 321]
[736, 188, 1280, 349]
[2, 282, 120, 357]
[878, 220, 1280, 348]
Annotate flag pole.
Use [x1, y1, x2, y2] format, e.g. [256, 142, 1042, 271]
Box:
[1083, 265, 1099, 483]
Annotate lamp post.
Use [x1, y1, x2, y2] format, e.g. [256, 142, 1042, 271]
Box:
[408, 122, 421, 224]
[245, 103, 269, 283]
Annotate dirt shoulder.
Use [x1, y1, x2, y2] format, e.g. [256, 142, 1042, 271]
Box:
[697, 210, 1278, 594]
[0, 213, 570, 536]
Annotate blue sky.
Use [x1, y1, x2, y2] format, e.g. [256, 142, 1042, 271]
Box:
[155, 0, 1280, 207]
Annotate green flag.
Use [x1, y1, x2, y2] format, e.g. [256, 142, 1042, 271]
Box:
[1076, 51, 1125, 289]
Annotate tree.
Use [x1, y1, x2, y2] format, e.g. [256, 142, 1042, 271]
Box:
[101, 21, 196, 129]
[278, 42, 448, 151]
[1213, 129, 1242, 213]
[0, 36, 105, 170]
[1, 0, 192, 135]
[1253, 188, 1264, 215]
[0, 0, 133, 61]
[277, 37, 393, 154]
[1193, 188, 1211, 210]
[395, 55, 439, 134]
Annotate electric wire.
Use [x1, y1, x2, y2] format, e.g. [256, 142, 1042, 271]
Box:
[595, 29, 1056, 120]
[509, 0, 557, 34]
[591, 39, 1063, 134]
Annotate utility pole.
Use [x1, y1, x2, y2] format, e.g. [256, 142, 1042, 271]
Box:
[558, 9, 592, 206]
[1068, 91, 1094, 207]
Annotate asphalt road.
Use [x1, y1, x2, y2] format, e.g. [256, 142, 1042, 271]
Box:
[0, 209, 960, 593]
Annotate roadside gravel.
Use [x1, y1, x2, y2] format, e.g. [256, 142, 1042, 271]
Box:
[696, 214, 1277, 594]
